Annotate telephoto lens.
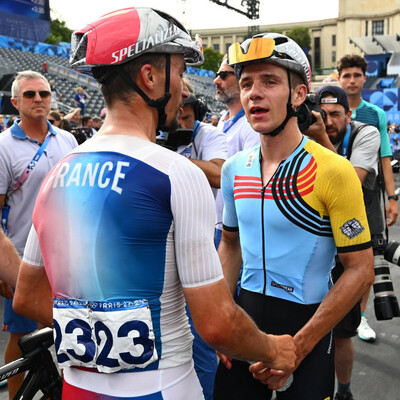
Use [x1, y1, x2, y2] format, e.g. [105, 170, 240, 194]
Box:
[373, 254, 400, 320]
[384, 240, 400, 266]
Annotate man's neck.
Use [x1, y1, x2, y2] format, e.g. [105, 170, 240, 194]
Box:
[19, 118, 49, 143]
[228, 101, 244, 118]
[347, 93, 362, 110]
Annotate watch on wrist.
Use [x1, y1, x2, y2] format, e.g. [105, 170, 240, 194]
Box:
[388, 194, 399, 201]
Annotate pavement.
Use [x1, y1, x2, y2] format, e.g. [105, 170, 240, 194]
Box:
[0, 185, 399, 399]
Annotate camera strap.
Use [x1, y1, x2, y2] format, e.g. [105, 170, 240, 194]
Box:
[1, 134, 51, 235]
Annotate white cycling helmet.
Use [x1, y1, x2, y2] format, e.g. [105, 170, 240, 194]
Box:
[228, 32, 311, 91]
[70, 7, 204, 71]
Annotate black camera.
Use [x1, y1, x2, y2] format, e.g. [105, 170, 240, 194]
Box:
[156, 129, 193, 151]
[372, 236, 400, 320]
[297, 93, 327, 132]
[71, 127, 92, 145]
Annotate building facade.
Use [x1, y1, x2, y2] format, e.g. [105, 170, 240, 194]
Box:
[195, 0, 400, 73]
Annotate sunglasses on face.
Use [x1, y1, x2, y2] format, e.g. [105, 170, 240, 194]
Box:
[21, 90, 51, 99]
[48, 119, 55, 124]
[215, 70, 235, 80]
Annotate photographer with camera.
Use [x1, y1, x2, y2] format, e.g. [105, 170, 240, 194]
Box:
[306, 84, 399, 400]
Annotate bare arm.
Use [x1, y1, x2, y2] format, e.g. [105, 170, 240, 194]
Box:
[13, 261, 53, 327]
[0, 194, 17, 298]
[184, 278, 296, 372]
[382, 156, 398, 226]
[0, 230, 20, 290]
[190, 158, 225, 189]
[295, 248, 374, 365]
[218, 229, 242, 295]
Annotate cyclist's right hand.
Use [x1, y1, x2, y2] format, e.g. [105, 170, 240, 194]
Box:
[0, 280, 13, 299]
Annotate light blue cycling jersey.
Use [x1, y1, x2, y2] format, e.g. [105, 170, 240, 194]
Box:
[352, 98, 391, 157]
[221, 136, 371, 305]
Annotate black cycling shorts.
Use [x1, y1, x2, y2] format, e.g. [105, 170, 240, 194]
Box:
[214, 289, 335, 400]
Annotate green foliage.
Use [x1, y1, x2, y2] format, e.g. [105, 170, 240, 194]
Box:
[200, 47, 224, 73]
[45, 18, 73, 45]
[286, 27, 311, 50]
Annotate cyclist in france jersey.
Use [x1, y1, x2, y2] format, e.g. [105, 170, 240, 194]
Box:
[13, 9, 297, 400]
[213, 33, 375, 400]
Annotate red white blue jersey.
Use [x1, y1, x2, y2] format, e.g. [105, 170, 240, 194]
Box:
[24, 134, 222, 395]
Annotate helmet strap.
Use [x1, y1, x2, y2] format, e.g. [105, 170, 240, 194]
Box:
[116, 53, 172, 132]
[261, 69, 298, 136]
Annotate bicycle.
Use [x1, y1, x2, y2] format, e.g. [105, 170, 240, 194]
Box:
[0, 327, 62, 400]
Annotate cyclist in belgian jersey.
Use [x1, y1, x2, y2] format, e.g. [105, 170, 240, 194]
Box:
[213, 33, 374, 400]
[13, 9, 297, 400]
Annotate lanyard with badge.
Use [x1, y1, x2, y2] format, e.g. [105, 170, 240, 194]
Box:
[222, 108, 245, 133]
[184, 120, 201, 159]
[1, 135, 51, 235]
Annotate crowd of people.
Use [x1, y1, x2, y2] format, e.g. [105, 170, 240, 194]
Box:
[0, 6, 398, 400]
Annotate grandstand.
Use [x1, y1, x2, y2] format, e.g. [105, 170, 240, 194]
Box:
[0, 42, 225, 118]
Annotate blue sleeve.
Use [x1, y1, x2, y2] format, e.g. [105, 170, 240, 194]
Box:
[221, 158, 238, 229]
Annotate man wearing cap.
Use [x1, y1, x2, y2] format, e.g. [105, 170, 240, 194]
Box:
[214, 33, 374, 400]
[306, 85, 380, 400]
[337, 54, 397, 344]
[13, 9, 296, 400]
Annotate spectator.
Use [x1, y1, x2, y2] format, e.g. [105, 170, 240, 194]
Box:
[48, 110, 62, 128]
[49, 80, 61, 110]
[81, 115, 96, 138]
[13, 9, 296, 399]
[74, 86, 90, 115]
[337, 54, 398, 344]
[64, 107, 81, 128]
[211, 114, 219, 126]
[213, 33, 374, 400]
[92, 116, 102, 131]
[306, 85, 381, 400]
[0, 70, 77, 400]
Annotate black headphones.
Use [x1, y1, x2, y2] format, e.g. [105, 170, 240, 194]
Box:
[183, 94, 209, 121]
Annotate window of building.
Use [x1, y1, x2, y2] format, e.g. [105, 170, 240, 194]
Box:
[314, 37, 321, 70]
[225, 43, 231, 53]
[213, 43, 220, 51]
[332, 35, 336, 46]
[332, 51, 336, 63]
[372, 20, 384, 35]
[365, 21, 368, 36]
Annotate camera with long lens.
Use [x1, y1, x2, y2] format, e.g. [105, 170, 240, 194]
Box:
[156, 129, 193, 151]
[372, 235, 400, 320]
[297, 93, 327, 132]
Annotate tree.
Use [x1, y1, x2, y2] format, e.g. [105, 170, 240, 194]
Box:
[45, 18, 73, 45]
[200, 47, 224, 72]
[287, 27, 311, 51]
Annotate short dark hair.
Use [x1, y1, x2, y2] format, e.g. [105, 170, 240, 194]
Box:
[337, 54, 368, 76]
[81, 115, 92, 125]
[92, 54, 166, 107]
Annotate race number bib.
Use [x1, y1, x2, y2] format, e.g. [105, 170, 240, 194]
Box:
[53, 298, 158, 373]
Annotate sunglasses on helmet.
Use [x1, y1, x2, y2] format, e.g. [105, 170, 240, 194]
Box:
[215, 70, 235, 80]
[20, 90, 51, 99]
[228, 37, 276, 65]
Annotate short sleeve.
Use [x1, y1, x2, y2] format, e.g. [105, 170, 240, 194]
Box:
[221, 158, 239, 230]
[169, 159, 223, 288]
[22, 224, 44, 266]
